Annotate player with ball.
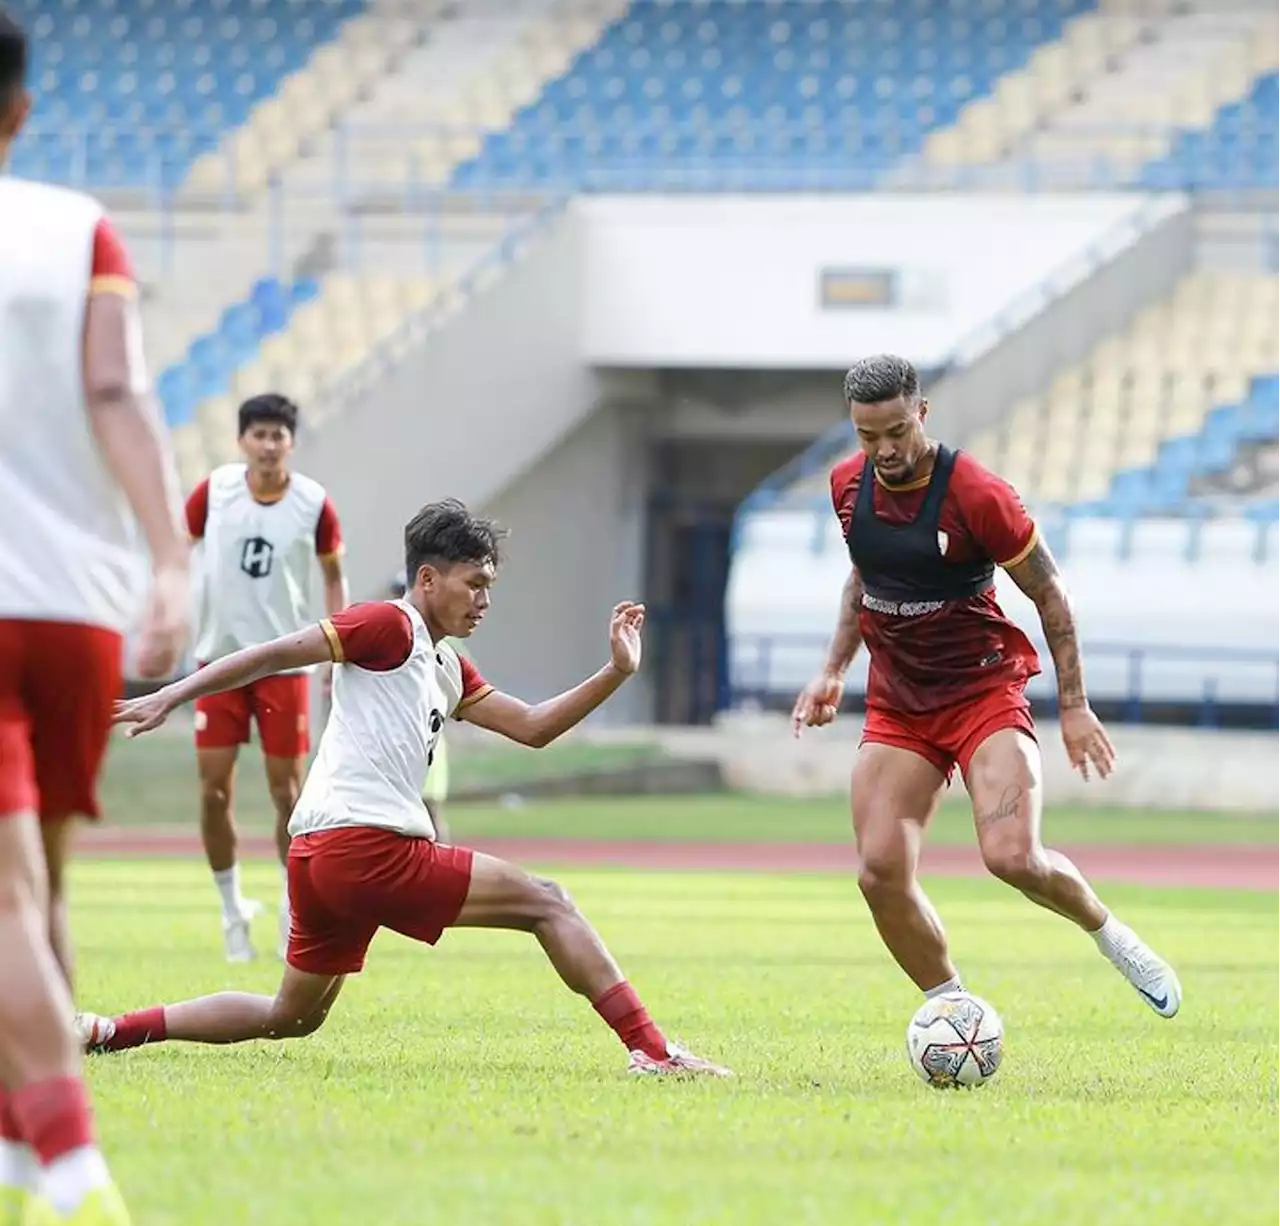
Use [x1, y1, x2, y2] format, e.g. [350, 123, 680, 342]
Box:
[793, 359, 1182, 1085]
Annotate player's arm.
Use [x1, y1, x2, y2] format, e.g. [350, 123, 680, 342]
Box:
[457, 602, 644, 748]
[114, 627, 332, 735]
[316, 496, 349, 617]
[1003, 540, 1086, 712]
[822, 565, 866, 678]
[974, 463, 1115, 780]
[83, 220, 186, 576]
[793, 463, 866, 734]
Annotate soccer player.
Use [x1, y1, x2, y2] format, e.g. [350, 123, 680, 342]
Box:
[0, 9, 189, 1223]
[186, 393, 348, 962]
[792, 356, 1181, 1017]
[75, 501, 729, 1078]
[390, 569, 451, 841]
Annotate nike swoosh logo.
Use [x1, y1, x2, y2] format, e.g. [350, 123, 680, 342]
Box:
[1138, 988, 1168, 1010]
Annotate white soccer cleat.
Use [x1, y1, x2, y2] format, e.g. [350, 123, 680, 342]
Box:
[626, 1043, 734, 1078]
[223, 913, 256, 963]
[1099, 924, 1182, 1018]
[74, 1011, 116, 1054]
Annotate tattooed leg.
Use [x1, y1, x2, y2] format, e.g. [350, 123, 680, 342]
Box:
[966, 729, 1108, 930]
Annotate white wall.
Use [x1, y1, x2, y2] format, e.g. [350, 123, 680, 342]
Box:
[576, 194, 1175, 368]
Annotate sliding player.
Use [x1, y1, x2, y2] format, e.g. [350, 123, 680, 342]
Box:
[77, 500, 729, 1078]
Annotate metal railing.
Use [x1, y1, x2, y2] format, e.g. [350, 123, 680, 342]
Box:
[727, 633, 1280, 727]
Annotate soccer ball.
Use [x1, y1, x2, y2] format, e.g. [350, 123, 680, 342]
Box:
[906, 991, 1004, 1089]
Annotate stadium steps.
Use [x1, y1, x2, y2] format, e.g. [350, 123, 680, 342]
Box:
[924, 0, 1277, 183]
[296, 0, 629, 202]
[964, 271, 1279, 507]
[179, 0, 434, 202]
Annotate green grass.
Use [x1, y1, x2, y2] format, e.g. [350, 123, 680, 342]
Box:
[97, 733, 1278, 846]
[76, 859, 1277, 1225]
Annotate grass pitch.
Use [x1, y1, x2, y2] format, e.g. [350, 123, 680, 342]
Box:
[74, 857, 1277, 1226]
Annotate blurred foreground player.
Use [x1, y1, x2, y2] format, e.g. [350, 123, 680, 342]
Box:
[390, 570, 451, 842]
[186, 394, 348, 962]
[77, 501, 729, 1078]
[792, 356, 1181, 1017]
[0, 8, 189, 1223]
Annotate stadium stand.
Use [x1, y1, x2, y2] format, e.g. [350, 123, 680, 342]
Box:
[925, 2, 1277, 187]
[451, 0, 1103, 191]
[6, 0, 372, 191]
[964, 273, 1279, 512]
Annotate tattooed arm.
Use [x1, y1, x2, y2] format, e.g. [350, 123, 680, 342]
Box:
[1004, 540, 1085, 710]
[792, 566, 865, 735]
[1005, 540, 1115, 779]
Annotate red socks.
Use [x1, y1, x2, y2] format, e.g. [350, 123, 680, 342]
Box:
[105, 1007, 167, 1052]
[592, 981, 668, 1060]
[8, 1078, 94, 1166]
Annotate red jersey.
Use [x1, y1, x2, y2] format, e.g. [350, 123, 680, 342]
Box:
[829, 449, 1041, 714]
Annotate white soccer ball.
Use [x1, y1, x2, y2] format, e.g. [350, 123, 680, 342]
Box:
[906, 991, 1004, 1089]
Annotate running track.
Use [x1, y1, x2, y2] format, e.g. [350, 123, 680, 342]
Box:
[76, 830, 1277, 891]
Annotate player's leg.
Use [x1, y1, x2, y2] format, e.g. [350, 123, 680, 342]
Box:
[3, 620, 133, 1222]
[262, 753, 304, 959]
[964, 725, 1181, 1017]
[37, 821, 75, 992]
[197, 682, 262, 959]
[451, 850, 730, 1075]
[851, 740, 958, 994]
[256, 674, 311, 959]
[77, 970, 345, 1054]
[25, 621, 125, 995]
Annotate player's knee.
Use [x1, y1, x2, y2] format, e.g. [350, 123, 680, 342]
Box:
[980, 839, 1043, 889]
[199, 779, 232, 818]
[857, 845, 911, 900]
[266, 1004, 329, 1040]
[267, 782, 299, 817]
[530, 875, 577, 922]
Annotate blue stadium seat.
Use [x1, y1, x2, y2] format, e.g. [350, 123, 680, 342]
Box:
[156, 277, 315, 426]
[451, 0, 1098, 191]
[6, 0, 367, 190]
[1139, 72, 1278, 192]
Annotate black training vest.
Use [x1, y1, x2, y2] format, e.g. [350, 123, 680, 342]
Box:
[845, 445, 995, 603]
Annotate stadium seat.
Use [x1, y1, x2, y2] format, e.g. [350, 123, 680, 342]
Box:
[450, 0, 1099, 191]
[6, 0, 369, 190]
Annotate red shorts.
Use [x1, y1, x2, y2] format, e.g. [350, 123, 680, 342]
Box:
[195, 671, 310, 758]
[860, 683, 1037, 782]
[286, 826, 475, 976]
[0, 619, 123, 822]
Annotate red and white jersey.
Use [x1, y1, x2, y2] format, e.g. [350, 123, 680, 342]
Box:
[188, 464, 342, 671]
[289, 600, 493, 840]
[0, 180, 150, 632]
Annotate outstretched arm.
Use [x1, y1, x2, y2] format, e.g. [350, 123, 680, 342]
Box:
[115, 627, 333, 735]
[1004, 539, 1085, 711]
[457, 603, 644, 748]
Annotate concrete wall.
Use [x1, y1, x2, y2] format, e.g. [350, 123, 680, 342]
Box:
[692, 713, 1280, 813]
[478, 402, 652, 723]
[933, 198, 1195, 445]
[293, 213, 594, 603]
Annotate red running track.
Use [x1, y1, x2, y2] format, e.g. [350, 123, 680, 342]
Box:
[75, 829, 1277, 890]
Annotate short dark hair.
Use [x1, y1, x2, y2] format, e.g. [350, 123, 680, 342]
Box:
[843, 355, 921, 406]
[404, 499, 506, 581]
[238, 392, 298, 437]
[0, 7, 27, 108]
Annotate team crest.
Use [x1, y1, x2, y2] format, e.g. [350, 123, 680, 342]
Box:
[936, 530, 949, 555]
